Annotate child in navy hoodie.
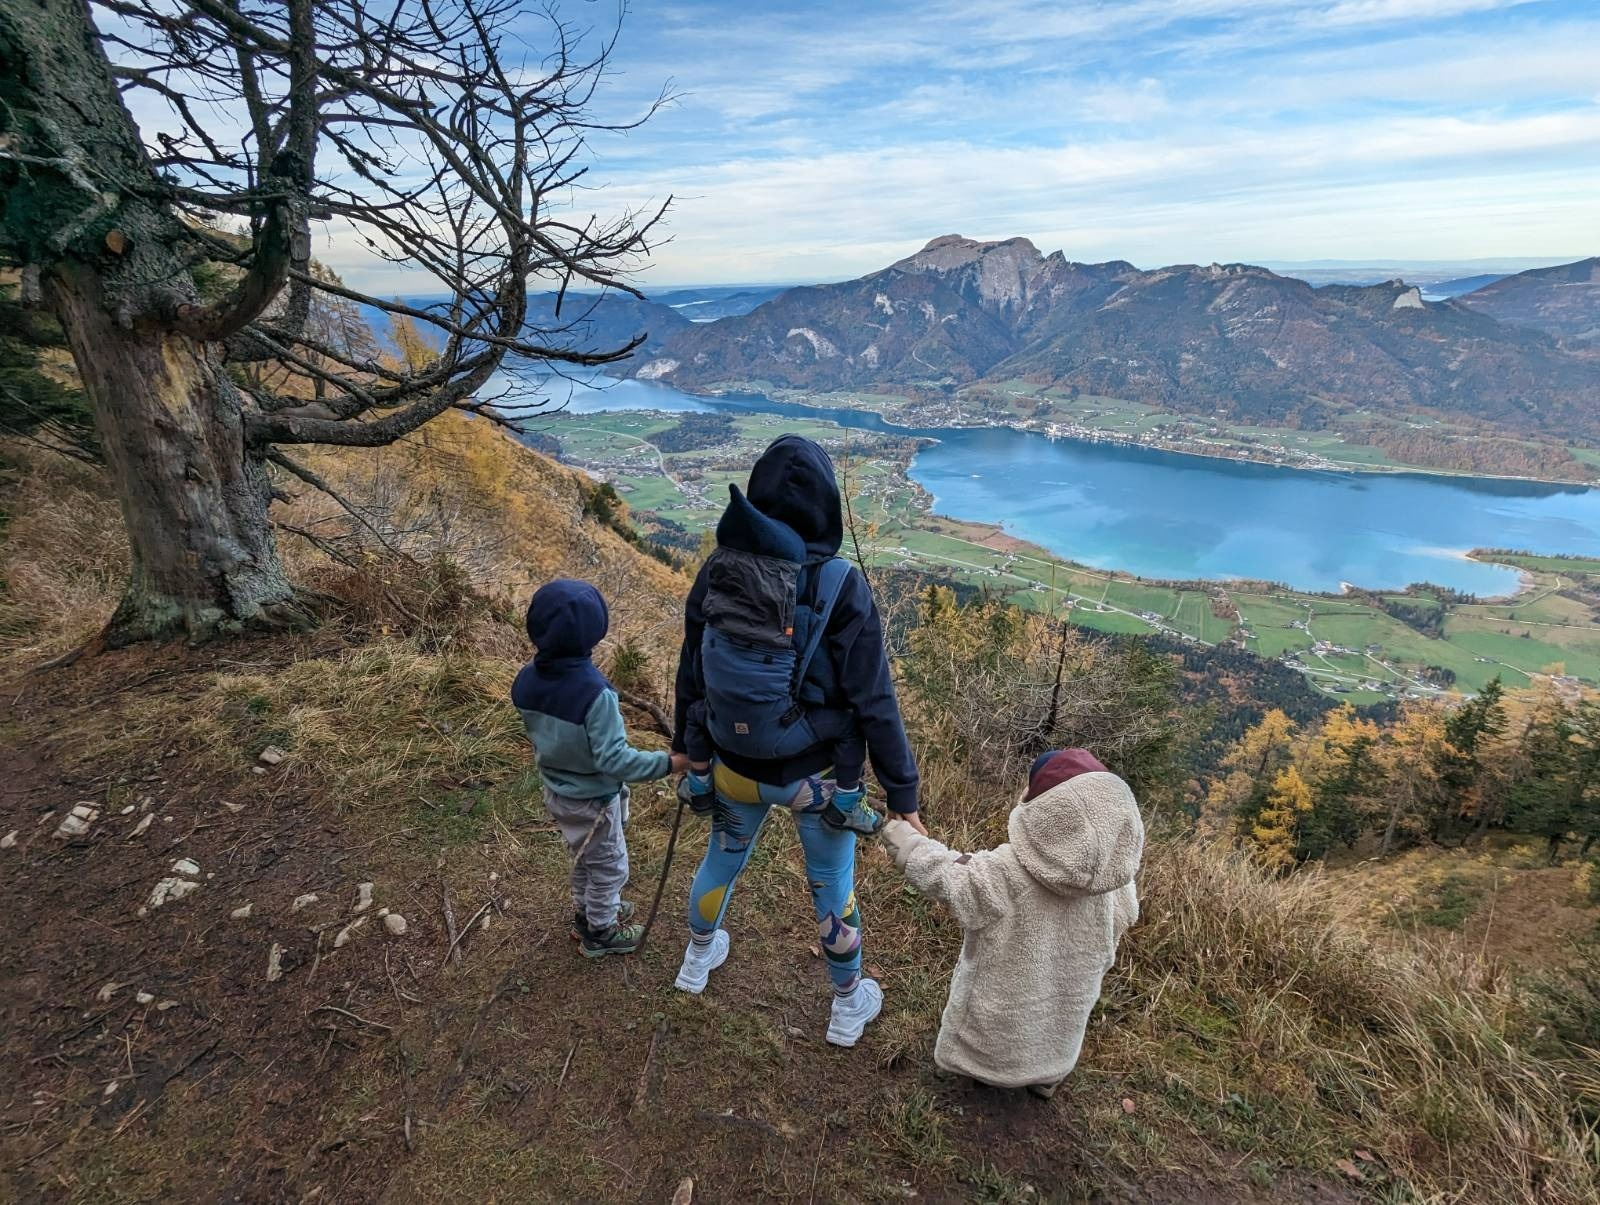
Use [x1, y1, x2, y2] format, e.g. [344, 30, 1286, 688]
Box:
[512, 579, 686, 957]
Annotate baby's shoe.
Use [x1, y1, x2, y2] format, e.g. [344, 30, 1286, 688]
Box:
[678, 770, 716, 816]
[821, 784, 884, 836]
[571, 900, 635, 941]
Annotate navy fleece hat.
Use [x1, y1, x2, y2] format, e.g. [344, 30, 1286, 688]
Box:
[1026, 748, 1107, 801]
[745, 435, 843, 558]
[525, 579, 608, 662]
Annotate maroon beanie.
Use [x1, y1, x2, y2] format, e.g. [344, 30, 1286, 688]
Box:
[1025, 748, 1107, 801]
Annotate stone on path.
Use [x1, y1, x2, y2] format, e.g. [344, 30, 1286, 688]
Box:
[671, 1177, 694, 1205]
[141, 858, 202, 914]
[353, 882, 374, 913]
[135, 990, 155, 1005]
[230, 903, 253, 920]
[292, 893, 319, 912]
[53, 803, 99, 840]
[258, 745, 286, 766]
[128, 814, 153, 838]
[0, 830, 16, 849]
[383, 913, 408, 936]
[266, 943, 286, 983]
[333, 915, 367, 948]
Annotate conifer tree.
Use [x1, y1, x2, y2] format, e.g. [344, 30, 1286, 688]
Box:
[1251, 765, 1314, 872]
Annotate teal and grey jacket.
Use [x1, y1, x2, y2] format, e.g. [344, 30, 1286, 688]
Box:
[512, 579, 670, 802]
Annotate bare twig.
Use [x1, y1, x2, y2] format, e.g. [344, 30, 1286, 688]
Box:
[311, 1004, 391, 1033]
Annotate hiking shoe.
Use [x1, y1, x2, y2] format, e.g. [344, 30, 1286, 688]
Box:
[826, 977, 883, 1048]
[821, 786, 884, 836]
[674, 929, 730, 994]
[570, 900, 636, 941]
[580, 919, 643, 959]
[678, 772, 715, 816]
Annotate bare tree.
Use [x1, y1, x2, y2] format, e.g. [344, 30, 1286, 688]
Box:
[0, 0, 666, 644]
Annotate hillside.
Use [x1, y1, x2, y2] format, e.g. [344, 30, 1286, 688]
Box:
[630, 236, 1600, 443]
[3, 424, 1599, 1202]
[1457, 257, 1600, 342]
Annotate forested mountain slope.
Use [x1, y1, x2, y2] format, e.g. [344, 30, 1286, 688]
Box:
[632, 236, 1600, 440]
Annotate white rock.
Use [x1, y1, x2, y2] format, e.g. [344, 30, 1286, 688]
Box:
[129, 814, 153, 838]
[333, 916, 368, 948]
[172, 857, 199, 877]
[97, 982, 122, 1003]
[383, 913, 408, 936]
[156, 1000, 177, 1012]
[119, 805, 135, 816]
[162, 815, 173, 823]
[291, 893, 319, 912]
[376, 906, 390, 918]
[258, 745, 286, 766]
[230, 903, 253, 920]
[0, 830, 16, 849]
[102, 1080, 119, 1098]
[135, 990, 155, 1005]
[53, 803, 100, 840]
[145, 876, 200, 910]
[139, 796, 154, 812]
[252, 767, 266, 776]
[353, 882, 374, 913]
[266, 943, 286, 983]
[223, 801, 245, 814]
[478, 914, 491, 932]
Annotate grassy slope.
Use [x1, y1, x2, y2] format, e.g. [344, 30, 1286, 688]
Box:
[2, 436, 1597, 1204]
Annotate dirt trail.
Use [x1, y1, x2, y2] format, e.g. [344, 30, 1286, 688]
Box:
[0, 640, 1361, 1203]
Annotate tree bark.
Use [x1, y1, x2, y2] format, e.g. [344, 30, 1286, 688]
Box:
[46, 264, 298, 644]
[4, 0, 301, 644]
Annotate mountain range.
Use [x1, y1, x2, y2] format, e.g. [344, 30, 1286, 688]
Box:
[606, 237, 1598, 442]
[1454, 257, 1600, 342]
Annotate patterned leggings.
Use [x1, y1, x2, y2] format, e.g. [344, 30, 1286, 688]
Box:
[686, 760, 862, 993]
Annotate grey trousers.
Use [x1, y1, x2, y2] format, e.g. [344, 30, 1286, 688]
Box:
[544, 785, 629, 929]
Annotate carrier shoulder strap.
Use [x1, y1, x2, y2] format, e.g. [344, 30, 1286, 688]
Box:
[792, 557, 853, 694]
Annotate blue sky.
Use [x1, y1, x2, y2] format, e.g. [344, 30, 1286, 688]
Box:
[322, 0, 1600, 289]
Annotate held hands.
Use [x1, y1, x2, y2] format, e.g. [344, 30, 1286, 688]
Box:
[879, 817, 922, 869]
[668, 751, 691, 775]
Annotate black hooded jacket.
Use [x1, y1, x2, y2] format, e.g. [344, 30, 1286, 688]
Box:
[672, 435, 921, 813]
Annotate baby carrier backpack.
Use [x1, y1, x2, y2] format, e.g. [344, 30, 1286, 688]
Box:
[700, 546, 853, 762]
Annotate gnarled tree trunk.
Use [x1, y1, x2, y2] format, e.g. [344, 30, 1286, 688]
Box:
[3, 0, 300, 645]
[46, 264, 298, 644]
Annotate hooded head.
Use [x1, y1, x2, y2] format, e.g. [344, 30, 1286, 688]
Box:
[1008, 764, 1143, 898]
[1026, 748, 1107, 801]
[745, 435, 843, 559]
[524, 579, 608, 665]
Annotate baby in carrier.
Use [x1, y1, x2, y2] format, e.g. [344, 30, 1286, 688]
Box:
[678, 483, 882, 835]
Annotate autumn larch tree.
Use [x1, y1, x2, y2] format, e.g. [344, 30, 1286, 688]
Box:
[0, 0, 666, 644]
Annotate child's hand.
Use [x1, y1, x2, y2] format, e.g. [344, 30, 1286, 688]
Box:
[880, 818, 922, 870]
[669, 751, 690, 775]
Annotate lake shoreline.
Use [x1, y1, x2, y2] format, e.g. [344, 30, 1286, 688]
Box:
[688, 381, 1600, 490]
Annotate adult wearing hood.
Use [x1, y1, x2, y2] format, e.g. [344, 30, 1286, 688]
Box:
[880, 749, 1143, 1095]
[671, 435, 923, 1047]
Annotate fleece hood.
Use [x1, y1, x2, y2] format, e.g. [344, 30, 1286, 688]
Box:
[1007, 772, 1144, 897]
[745, 435, 843, 559]
[525, 579, 608, 663]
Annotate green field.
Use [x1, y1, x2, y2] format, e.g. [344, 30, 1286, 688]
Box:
[537, 407, 1600, 701]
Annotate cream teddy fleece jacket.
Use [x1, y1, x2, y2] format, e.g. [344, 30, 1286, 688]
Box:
[883, 771, 1143, 1089]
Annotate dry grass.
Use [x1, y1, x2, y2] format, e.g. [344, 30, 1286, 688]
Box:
[0, 442, 125, 663]
[1093, 837, 1600, 1203]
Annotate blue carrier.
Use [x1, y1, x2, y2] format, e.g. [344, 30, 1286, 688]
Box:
[699, 545, 853, 762]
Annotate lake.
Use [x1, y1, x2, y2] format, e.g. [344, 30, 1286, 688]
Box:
[495, 368, 1600, 597]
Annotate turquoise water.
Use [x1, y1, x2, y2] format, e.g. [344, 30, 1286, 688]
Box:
[496, 369, 1600, 596]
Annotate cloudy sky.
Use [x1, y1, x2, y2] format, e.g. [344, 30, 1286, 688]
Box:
[335, 0, 1600, 289]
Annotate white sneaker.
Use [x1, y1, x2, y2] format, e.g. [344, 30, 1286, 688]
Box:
[674, 930, 729, 995]
[826, 977, 883, 1048]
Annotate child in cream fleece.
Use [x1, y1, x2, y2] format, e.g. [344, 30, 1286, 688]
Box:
[880, 749, 1143, 1097]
